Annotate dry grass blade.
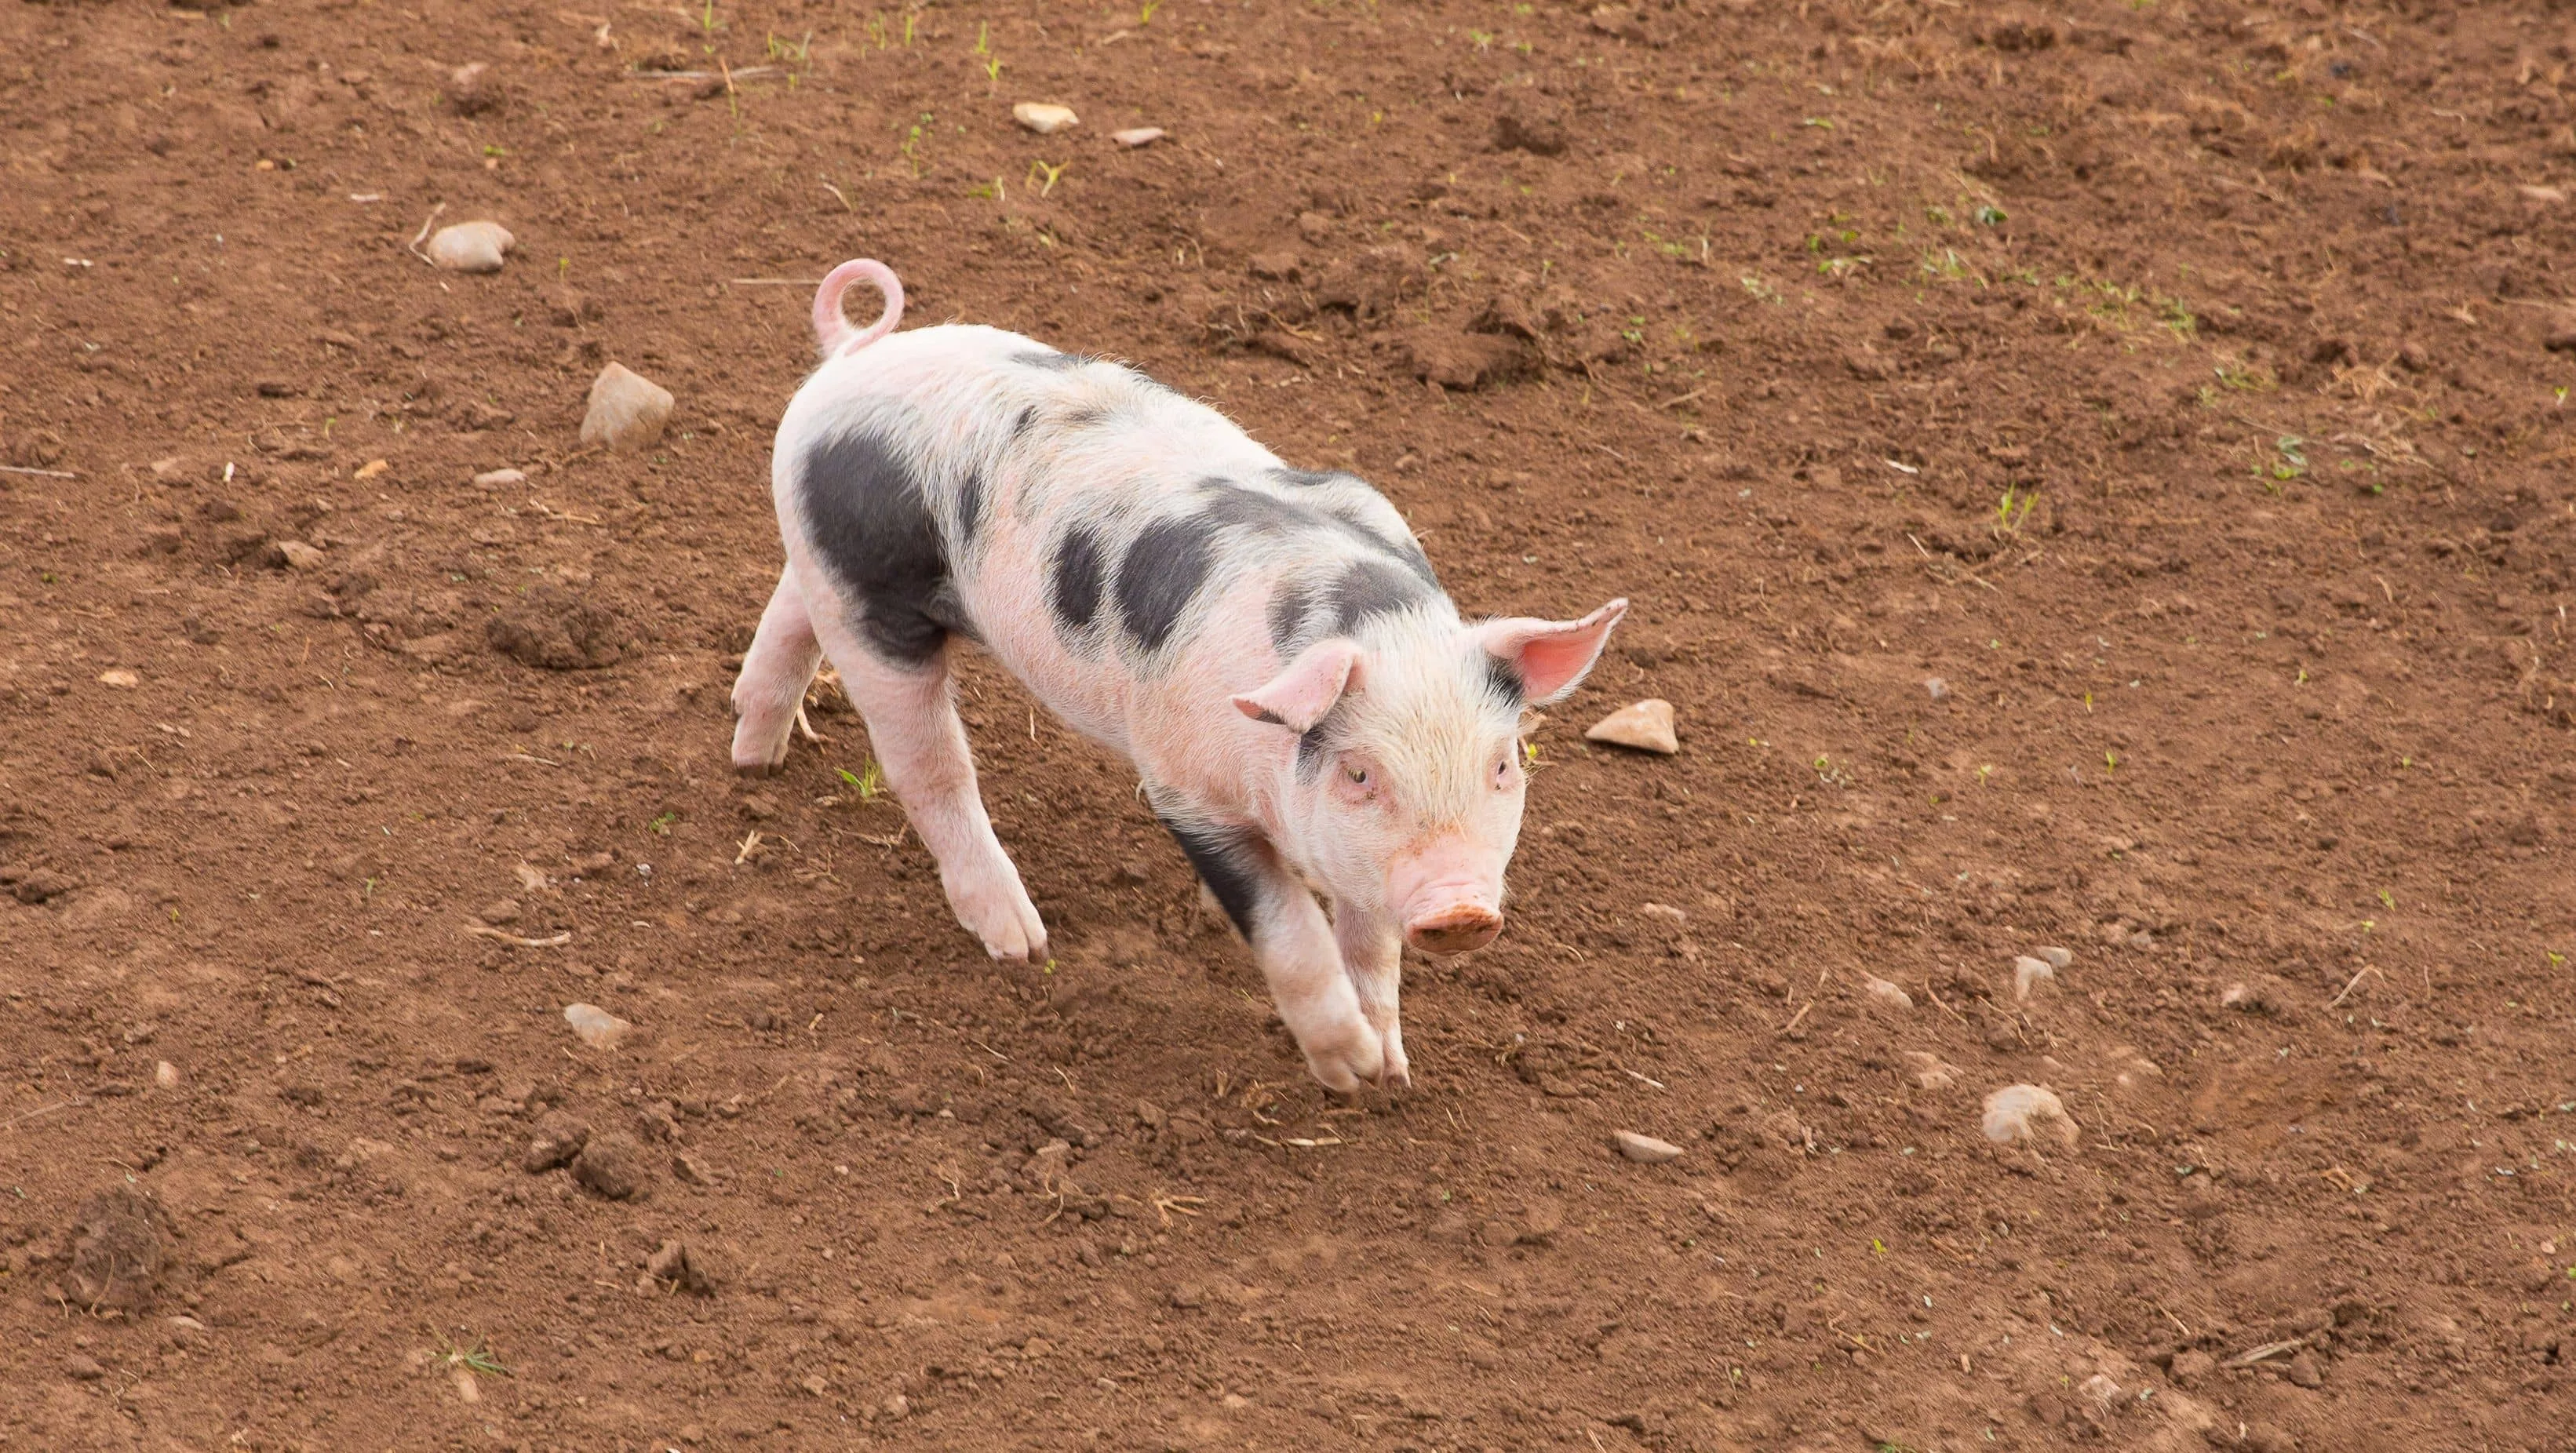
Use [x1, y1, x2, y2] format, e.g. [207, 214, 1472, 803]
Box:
[463, 924, 571, 948]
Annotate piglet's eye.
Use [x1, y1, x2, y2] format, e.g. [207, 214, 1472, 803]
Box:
[1344, 765, 1370, 786]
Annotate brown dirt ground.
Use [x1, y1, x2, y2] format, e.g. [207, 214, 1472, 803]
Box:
[5, 1, 2576, 1449]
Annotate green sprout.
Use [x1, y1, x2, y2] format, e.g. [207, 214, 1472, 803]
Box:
[1973, 204, 2007, 225]
[837, 762, 884, 801]
[432, 1331, 512, 1378]
[647, 811, 679, 835]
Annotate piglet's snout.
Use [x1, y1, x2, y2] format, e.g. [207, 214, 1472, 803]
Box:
[1403, 895, 1503, 956]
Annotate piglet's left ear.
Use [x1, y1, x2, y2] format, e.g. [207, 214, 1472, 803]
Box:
[1233, 639, 1366, 734]
[1473, 598, 1629, 705]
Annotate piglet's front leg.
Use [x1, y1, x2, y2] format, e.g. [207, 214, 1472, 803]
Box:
[1333, 909, 1410, 1091]
[1160, 813, 1389, 1092]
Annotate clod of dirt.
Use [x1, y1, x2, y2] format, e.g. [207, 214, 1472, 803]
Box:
[271, 540, 326, 571]
[477, 898, 521, 925]
[2013, 955, 2056, 1001]
[1863, 975, 1913, 1012]
[58, 1184, 173, 1311]
[2169, 1349, 2216, 1387]
[1612, 1131, 1684, 1163]
[4, 865, 79, 904]
[1401, 329, 1525, 391]
[2033, 945, 2074, 970]
[447, 63, 500, 115]
[578, 362, 674, 451]
[2545, 318, 2576, 354]
[1900, 1051, 1960, 1091]
[2284, 1349, 2324, 1388]
[1492, 100, 1569, 156]
[1111, 126, 1164, 147]
[64, 1353, 105, 1382]
[645, 1239, 716, 1295]
[1980, 1084, 2078, 1149]
[472, 467, 526, 489]
[486, 586, 627, 670]
[673, 1149, 721, 1185]
[2221, 977, 2293, 1017]
[1583, 699, 1678, 755]
[1011, 101, 1078, 135]
[522, 1109, 592, 1171]
[571, 1131, 651, 1200]
[96, 668, 139, 689]
[425, 220, 515, 274]
[562, 1003, 632, 1050]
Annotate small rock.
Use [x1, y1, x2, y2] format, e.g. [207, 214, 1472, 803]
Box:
[1584, 699, 1678, 755]
[447, 62, 500, 115]
[2519, 183, 2567, 204]
[672, 1150, 720, 1185]
[2284, 1350, 2323, 1388]
[1110, 126, 1164, 147]
[1638, 902, 1687, 925]
[2033, 945, 2074, 970]
[64, 1354, 105, 1382]
[2077, 1373, 2123, 1414]
[579, 362, 674, 452]
[880, 1393, 911, 1421]
[472, 468, 527, 489]
[1900, 1051, 1958, 1091]
[97, 669, 140, 690]
[1862, 976, 1913, 1011]
[2012, 955, 2055, 1001]
[571, 1131, 651, 1200]
[153, 1061, 180, 1091]
[1923, 676, 1948, 700]
[563, 1003, 631, 1050]
[1612, 1131, 1684, 1163]
[478, 898, 523, 926]
[1980, 1084, 2079, 1149]
[275, 540, 326, 571]
[1011, 101, 1078, 134]
[425, 220, 515, 274]
[2169, 1348, 2215, 1387]
[644, 1239, 715, 1295]
[521, 1109, 591, 1172]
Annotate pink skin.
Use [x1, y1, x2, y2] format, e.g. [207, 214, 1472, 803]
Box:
[734, 260, 1627, 1091]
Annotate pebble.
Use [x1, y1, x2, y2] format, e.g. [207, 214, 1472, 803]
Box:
[2033, 945, 2074, 970]
[425, 220, 515, 273]
[563, 1003, 632, 1050]
[1612, 1131, 1684, 1163]
[473, 468, 527, 489]
[1980, 1084, 2079, 1149]
[1111, 126, 1165, 147]
[1012, 101, 1078, 134]
[2285, 1350, 2323, 1387]
[1583, 698, 1678, 755]
[1922, 676, 1947, 701]
[64, 1354, 105, 1382]
[579, 362, 675, 453]
[880, 1393, 911, 1421]
[478, 898, 522, 926]
[2520, 183, 2567, 205]
[275, 540, 326, 571]
[1638, 902, 1687, 925]
[2012, 955, 2055, 1001]
[97, 669, 139, 690]
[1900, 1051, 1958, 1091]
[153, 1061, 180, 1090]
[1862, 975, 1913, 1011]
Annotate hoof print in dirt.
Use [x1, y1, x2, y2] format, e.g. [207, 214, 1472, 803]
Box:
[1401, 329, 1529, 391]
[571, 1131, 652, 1200]
[521, 1110, 592, 1173]
[643, 1239, 716, 1295]
[58, 1184, 174, 1312]
[486, 588, 627, 670]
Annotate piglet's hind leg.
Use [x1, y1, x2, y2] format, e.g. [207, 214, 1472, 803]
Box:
[821, 628, 1048, 962]
[730, 567, 823, 777]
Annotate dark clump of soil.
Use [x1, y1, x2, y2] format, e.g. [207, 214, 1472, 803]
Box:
[56, 1185, 173, 1312]
[570, 1132, 651, 1201]
[485, 587, 627, 670]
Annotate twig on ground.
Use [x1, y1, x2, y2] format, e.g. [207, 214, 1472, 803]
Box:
[464, 924, 571, 948]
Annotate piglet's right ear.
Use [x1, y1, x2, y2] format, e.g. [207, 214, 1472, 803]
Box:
[1232, 640, 1365, 734]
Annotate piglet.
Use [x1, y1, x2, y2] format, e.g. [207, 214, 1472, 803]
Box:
[732, 259, 1626, 1091]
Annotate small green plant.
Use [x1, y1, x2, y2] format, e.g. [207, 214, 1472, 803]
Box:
[1973, 203, 2007, 226]
[432, 1331, 512, 1378]
[1740, 273, 1783, 304]
[1139, 0, 1164, 20]
[967, 177, 1004, 201]
[1918, 247, 1968, 281]
[1026, 158, 1066, 195]
[837, 762, 885, 801]
[2377, 887, 2396, 910]
[1994, 484, 2038, 535]
[696, 0, 720, 35]
[973, 20, 989, 53]
[2269, 435, 2308, 481]
[647, 811, 680, 835]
